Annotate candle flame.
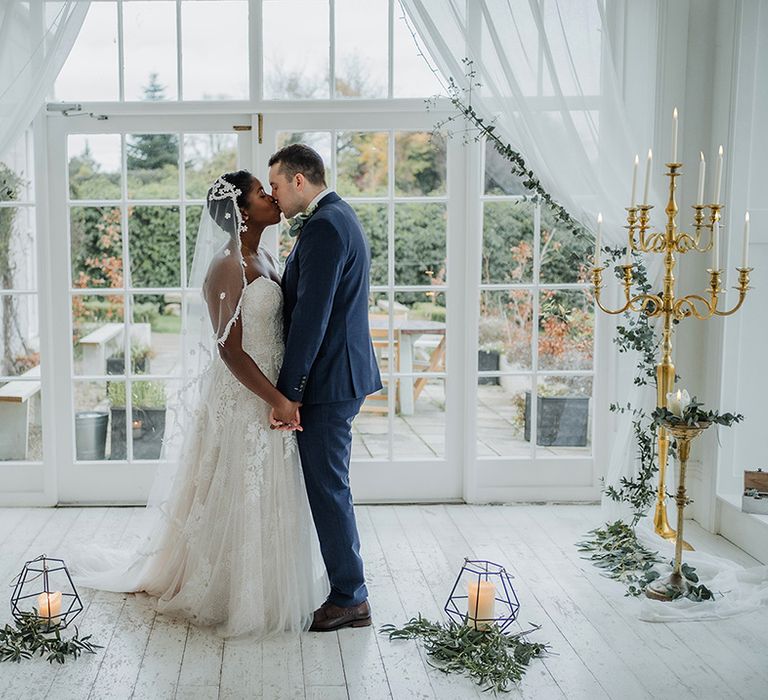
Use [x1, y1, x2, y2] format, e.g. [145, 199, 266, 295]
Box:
[647, 148, 652, 159]
[676, 389, 682, 401]
[745, 212, 750, 223]
[634, 154, 639, 165]
[673, 107, 678, 119]
[597, 212, 603, 224]
[718, 145, 724, 156]
[700, 151, 705, 162]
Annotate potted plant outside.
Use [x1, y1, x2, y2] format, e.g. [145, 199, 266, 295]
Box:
[107, 381, 167, 460]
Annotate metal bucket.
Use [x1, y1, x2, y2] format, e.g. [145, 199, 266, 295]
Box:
[75, 411, 109, 460]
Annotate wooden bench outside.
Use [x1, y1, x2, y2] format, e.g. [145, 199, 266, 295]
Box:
[0, 366, 41, 460]
[79, 323, 124, 375]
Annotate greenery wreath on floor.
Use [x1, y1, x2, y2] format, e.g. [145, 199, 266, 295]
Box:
[0, 610, 102, 664]
[380, 617, 549, 694]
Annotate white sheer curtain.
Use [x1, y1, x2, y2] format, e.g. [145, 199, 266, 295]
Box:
[0, 0, 89, 159]
[400, 0, 768, 620]
[399, 0, 662, 511]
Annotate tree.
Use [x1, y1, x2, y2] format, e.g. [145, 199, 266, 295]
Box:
[126, 74, 178, 171]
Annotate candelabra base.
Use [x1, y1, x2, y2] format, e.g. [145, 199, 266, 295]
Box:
[645, 572, 690, 601]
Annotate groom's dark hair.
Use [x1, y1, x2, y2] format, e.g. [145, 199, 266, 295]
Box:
[269, 144, 327, 187]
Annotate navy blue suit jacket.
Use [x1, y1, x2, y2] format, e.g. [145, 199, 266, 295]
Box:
[277, 192, 382, 404]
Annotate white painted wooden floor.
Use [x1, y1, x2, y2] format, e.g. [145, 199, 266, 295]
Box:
[0, 504, 766, 700]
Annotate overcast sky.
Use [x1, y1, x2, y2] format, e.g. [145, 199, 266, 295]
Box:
[54, 0, 443, 102]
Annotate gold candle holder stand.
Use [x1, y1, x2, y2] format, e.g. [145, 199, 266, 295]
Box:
[645, 420, 711, 601]
[592, 161, 752, 547]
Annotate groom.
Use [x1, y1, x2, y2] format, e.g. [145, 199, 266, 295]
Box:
[268, 144, 382, 631]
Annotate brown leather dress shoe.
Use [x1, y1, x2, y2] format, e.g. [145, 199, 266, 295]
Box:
[309, 600, 372, 632]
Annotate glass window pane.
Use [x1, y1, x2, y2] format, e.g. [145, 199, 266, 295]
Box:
[127, 133, 180, 199]
[72, 295, 125, 376]
[355, 378, 391, 459]
[181, 1, 248, 100]
[393, 378, 445, 459]
[539, 209, 592, 284]
[0, 384, 43, 462]
[479, 289, 532, 371]
[534, 376, 592, 454]
[477, 378, 530, 457]
[0, 205, 36, 290]
[70, 207, 123, 289]
[74, 381, 114, 461]
[124, 1, 178, 101]
[68, 135, 122, 201]
[185, 205, 203, 282]
[337, 131, 388, 197]
[351, 203, 387, 286]
[130, 380, 175, 460]
[1, 130, 34, 202]
[131, 294, 181, 376]
[335, 0, 387, 98]
[394, 202, 446, 286]
[55, 2, 119, 101]
[393, 1, 444, 98]
[394, 290, 446, 375]
[395, 132, 446, 197]
[264, 0, 329, 99]
[0, 295, 39, 378]
[482, 201, 534, 284]
[128, 206, 181, 288]
[485, 141, 526, 196]
[538, 290, 594, 371]
[184, 134, 238, 199]
[367, 290, 392, 380]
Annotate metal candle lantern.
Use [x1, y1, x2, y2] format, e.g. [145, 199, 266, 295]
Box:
[444, 559, 520, 632]
[10, 554, 84, 630]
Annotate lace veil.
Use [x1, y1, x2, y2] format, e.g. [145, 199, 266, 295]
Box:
[65, 175, 253, 590]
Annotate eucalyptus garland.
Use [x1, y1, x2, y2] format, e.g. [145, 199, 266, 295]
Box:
[0, 610, 102, 664]
[380, 616, 548, 694]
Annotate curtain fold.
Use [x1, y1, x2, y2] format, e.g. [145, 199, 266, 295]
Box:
[0, 0, 90, 159]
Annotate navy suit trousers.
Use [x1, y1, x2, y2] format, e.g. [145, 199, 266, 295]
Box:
[297, 397, 368, 607]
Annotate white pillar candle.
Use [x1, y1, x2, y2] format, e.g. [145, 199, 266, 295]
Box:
[643, 149, 652, 205]
[595, 212, 603, 266]
[630, 154, 639, 207]
[712, 219, 719, 270]
[713, 145, 723, 205]
[671, 107, 678, 162]
[37, 591, 62, 620]
[697, 152, 706, 205]
[467, 579, 496, 630]
[742, 212, 750, 268]
[666, 389, 691, 417]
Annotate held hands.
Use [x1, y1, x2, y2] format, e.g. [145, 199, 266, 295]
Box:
[270, 398, 303, 432]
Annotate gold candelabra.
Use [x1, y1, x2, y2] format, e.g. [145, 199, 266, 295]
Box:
[591, 160, 752, 546]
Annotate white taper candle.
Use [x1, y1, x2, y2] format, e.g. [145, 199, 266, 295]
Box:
[643, 149, 652, 205]
[742, 212, 750, 268]
[697, 152, 706, 205]
[630, 154, 639, 207]
[713, 145, 723, 205]
[595, 212, 603, 266]
[672, 108, 678, 162]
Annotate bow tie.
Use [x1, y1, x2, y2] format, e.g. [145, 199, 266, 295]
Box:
[286, 203, 318, 238]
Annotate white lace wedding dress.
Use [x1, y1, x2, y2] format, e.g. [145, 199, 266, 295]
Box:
[68, 275, 328, 639]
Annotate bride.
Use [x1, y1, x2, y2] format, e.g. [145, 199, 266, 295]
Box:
[67, 171, 328, 639]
